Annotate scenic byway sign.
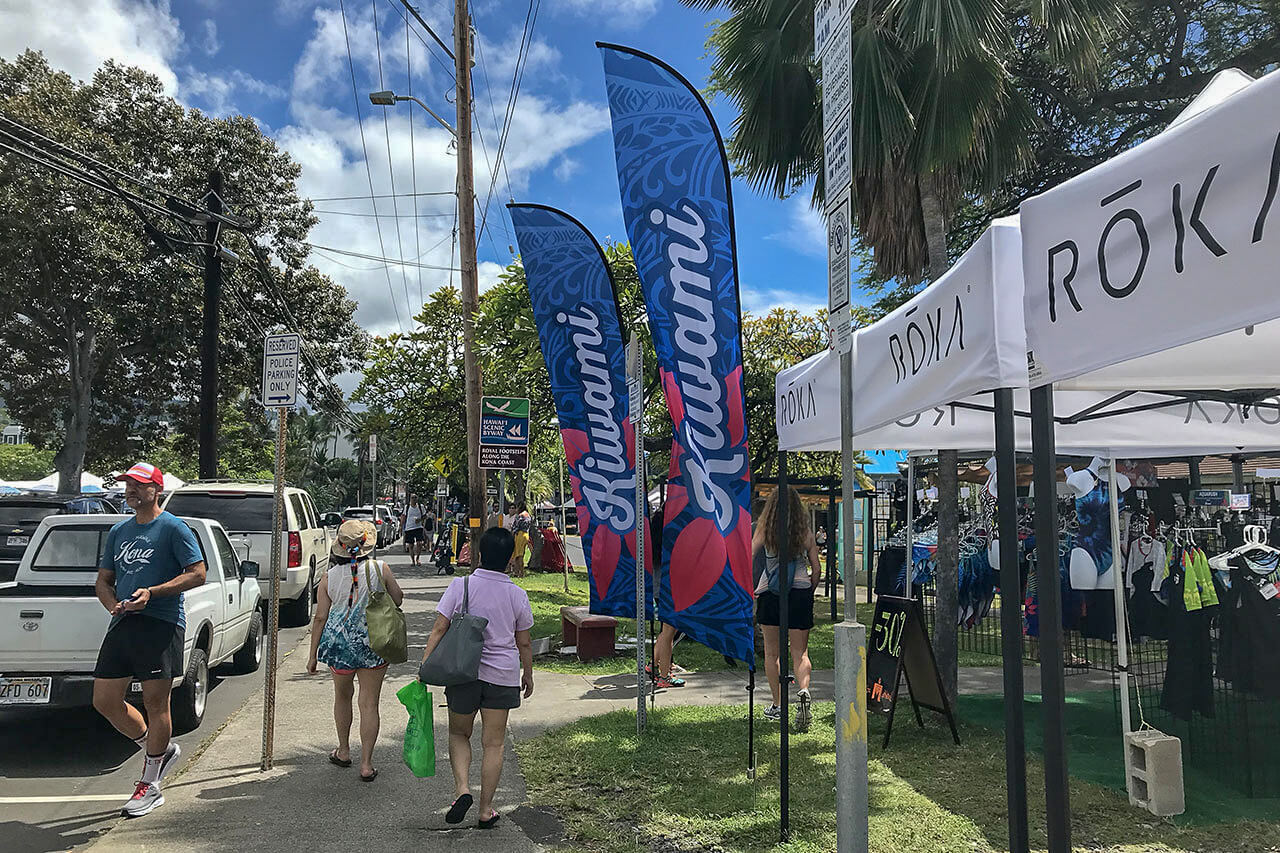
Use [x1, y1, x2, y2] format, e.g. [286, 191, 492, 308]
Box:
[480, 396, 530, 470]
[262, 333, 299, 408]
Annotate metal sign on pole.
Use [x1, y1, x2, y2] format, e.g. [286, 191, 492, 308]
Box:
[626, 335, 647, 733]
[480, 396, 531, 471]
[259, 332, 297, 771]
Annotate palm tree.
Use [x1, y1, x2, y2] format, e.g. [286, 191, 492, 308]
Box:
[684, 0, 1114, 282]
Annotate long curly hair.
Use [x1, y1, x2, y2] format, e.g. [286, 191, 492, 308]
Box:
[757, 486, 809, 559]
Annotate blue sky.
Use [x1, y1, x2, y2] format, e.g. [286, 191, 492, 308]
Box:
[2, 0, 829, 339]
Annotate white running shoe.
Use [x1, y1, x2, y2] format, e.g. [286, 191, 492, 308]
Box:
[763, 704, 782, 722]
[157, 742, 181, 783]
[122, 780, 164, 818]
[796, 689, 813, 731]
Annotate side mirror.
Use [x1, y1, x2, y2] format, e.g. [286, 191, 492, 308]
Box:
[321, 512, 342, 527]
[240, 560, 260, 579]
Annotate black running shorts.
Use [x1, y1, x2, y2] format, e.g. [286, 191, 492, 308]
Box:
[94, 615, 185, 681]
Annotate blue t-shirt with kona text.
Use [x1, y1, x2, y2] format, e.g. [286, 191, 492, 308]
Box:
[100, 512, 203, 630]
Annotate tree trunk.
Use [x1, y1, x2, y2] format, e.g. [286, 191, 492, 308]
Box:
[920, 178, 960, 710]
[54, 320, 96, 495]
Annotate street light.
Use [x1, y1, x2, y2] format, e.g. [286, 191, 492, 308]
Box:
[368, 90, 457, 137]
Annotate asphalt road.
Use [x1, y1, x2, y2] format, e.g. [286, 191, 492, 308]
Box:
[0, 602, 311, 853]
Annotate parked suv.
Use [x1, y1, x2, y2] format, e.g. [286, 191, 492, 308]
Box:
[341, 506, 397, 549]
[0, 493, 119, 584]
[164, 482, 328, 627]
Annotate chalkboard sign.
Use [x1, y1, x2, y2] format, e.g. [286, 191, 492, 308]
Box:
[866, 595, 961, 748]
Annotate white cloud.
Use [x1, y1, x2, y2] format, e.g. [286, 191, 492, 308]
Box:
[554, 157, 579, 182]
[182, 69, 284, 116]
[0, 0, 182, 93]
[552, 0, 660, 25]
[199, 19, 220, 56]
[768, 195, 826, 258]
[741, 285, 825, 317]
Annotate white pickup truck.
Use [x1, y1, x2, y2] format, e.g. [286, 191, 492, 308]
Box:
[0, 515, 265, 733]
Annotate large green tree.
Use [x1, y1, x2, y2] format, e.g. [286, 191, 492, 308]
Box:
[0, 51, 364, 492]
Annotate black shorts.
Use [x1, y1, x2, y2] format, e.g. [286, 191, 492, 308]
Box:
[405, 528, 426, 545]
[94, 615, 185, 681]
[444, 679, 522, 714]
[756, 589, 815, 631]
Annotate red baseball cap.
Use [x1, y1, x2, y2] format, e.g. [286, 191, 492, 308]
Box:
[119, 462, 165, 487]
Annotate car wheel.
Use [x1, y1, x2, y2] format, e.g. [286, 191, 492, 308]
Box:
[232, 610, 264, 674]
[172, 647, 209, 734]
[280, 574, 313, 628]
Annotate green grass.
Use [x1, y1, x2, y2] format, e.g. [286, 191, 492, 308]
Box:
[515, 572, 847, 676]
[516, 701, 1280, 853]
[517, 572, 1000, 675]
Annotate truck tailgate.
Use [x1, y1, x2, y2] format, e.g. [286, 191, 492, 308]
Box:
[0, 586, 110, 672]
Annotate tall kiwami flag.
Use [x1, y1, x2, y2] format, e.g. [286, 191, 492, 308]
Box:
[598, 44, 754, 664]
[508, 203, 653, 618]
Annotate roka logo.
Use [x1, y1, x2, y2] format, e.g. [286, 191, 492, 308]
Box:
[650, 201, 748, 534]
[557, 304, 635, 534]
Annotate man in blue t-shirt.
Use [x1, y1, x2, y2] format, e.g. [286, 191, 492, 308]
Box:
[93, 462, 206, 819]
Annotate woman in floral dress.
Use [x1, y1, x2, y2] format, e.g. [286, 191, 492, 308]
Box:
[307, 520, 404, 781]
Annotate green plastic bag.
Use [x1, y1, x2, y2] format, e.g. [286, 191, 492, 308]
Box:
[396, 680, 436, 777]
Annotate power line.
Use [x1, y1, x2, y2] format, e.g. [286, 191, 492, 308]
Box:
[307, 241, 462, 271]
[407, 14, 424, 317]
[310, 227, 454, 270]
[373, 0, 417, 326]
[339, 0, 405, 334]
[390, 0, 455, 72]
[308, 190, 453, 202]
[313, 208, 453, 218]
[473, 30, 515, 217]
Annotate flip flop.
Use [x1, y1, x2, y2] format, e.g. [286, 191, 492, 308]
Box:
[328, 749, 352, 768]
[360, 769, 378, 782]
[446, 793, 473, 824]
[478, 812, 501, 829]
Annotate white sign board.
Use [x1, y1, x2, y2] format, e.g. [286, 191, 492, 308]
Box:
[262, 333, 300, 408]
[829, 303, 853, 355]
[1021, 68, 1280, 387]
[821, 13, 851, 133]
[368, 434, 377, 462]
[626, 335, 643, 421]
[827, 188, 851, 312]
[823, 108, 852, 200]
[813, 0, 851, 61]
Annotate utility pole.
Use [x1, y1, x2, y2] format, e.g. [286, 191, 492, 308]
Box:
[199, 169, 223, 480]
[454, 0, 484, 556]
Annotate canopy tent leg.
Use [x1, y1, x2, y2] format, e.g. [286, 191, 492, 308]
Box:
[905, 456, 915, 599]
[994, 389, 1030, 853]
[1030, 384, 1072, 852]
[1108, 457, 1133, 732]
[777, 450, 792, 843]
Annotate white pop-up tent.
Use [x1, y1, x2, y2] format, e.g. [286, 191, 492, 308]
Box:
[1012, 67, 1280, 849]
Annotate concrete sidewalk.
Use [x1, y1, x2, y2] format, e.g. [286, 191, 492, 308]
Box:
[86, 566, 548, 853]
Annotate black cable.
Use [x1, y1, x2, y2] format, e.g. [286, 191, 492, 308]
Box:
[373, 0, 417, 326]
[311, 208, 454, 218]
[407, 14, 424, 318]
[340, 0, 405, 334]
[308, 190, 453, 202]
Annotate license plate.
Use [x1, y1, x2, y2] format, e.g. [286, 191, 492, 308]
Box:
[0, 676, 51, 705]
[6, 536, 28, 547]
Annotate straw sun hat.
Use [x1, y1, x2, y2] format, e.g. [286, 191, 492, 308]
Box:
[332, 519, 379, 559]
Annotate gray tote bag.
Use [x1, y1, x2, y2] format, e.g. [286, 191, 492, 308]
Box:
[419, 577, 488, 686]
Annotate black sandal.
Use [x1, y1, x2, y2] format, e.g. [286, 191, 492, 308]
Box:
[478, 812, 501, 829]
[360, 768, 378, 782]
[328, 749, 352, 768]
[446, 793, 473, 824]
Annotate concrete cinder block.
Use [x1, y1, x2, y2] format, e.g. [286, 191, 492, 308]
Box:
[1125, 729, 1185, 817]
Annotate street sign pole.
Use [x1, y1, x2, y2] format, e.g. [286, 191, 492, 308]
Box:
[370, 435, 378, 556]
[627, 335, 647, 734]
[259, 332, 298, 772]
[815, 0, 868, 843]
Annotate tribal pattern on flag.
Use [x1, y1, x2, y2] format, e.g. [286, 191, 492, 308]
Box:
[508, 203, 653, 619]
[598, 44, 754, 664]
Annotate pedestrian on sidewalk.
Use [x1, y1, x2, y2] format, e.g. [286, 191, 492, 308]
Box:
[92, 462, 207, 818]
[509, 503, 531, 578]
[422, 526, 535, 829]
[754, 486, 821, 730]
[402, 495, 426, 567]
[308, 519, 405, 782]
